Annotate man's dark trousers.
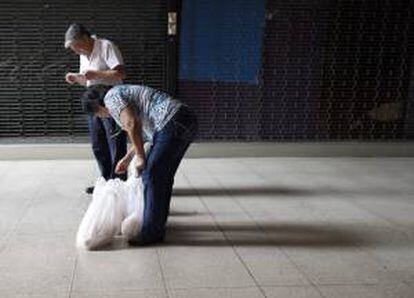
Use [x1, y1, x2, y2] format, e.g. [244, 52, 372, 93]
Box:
[88, 115, 127, 181]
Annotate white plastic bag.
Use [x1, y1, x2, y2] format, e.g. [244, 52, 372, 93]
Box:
[121, 154, 146, 239]
[121, 177, 144, 239]
[76, 175, 144, 250]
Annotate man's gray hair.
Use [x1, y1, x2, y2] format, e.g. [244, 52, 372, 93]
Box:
[64, 23, 91, 48]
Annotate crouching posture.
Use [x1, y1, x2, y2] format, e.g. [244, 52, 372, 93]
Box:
[81, 85, 198, 245]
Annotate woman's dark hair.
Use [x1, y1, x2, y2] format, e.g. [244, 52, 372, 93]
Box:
[81, 85, 111, 114]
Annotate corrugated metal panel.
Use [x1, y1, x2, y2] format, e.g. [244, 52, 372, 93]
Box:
[0, 0, 167, 137]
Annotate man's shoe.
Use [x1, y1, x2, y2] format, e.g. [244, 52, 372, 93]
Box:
[85, 186, 94, 194]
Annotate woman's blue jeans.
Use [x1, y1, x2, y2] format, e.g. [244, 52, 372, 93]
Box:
[132, 105, 198, 245]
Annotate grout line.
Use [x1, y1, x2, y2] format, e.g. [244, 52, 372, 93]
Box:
[345, 197, 412, 234]
[243, 158, 412, 287]
[68, 253, 79, 298]
[156, 247, 171, 298]
[181, 167, 267, 298]
[238, 160, 339, 297]
[0, 164, 54, 252]
[204, 160, 327, 298]
[238, 159, 411, 295]
[159, 285, 294, 291]
[331, 160, 414, 235]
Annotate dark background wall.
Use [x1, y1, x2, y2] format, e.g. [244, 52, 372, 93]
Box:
[178, 0, 266, 140]
[0, 0, 413, 141]
[178, 0, 414, 141]
[0, 0, 166, 138]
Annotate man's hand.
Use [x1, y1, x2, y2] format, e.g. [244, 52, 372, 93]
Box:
[65, 72, 78, 84]
[84, 70, 99, 80]
[65, 72, 86, 85]
[115, 157, 131, 174]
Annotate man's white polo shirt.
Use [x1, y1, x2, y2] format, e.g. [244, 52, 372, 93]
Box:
[80, 36, 124, 87]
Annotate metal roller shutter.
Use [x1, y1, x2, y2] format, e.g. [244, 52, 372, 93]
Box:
[0, 0, 167, 138]
[177, 0, 413, 141]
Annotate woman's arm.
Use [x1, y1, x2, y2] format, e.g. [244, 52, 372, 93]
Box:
[124, 146, 136, 162]
[119, 106, 146, 173]
[115, 146, 135, 174]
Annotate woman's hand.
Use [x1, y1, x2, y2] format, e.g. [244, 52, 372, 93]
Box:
[115, 157, 131, 174]
[135, 155, 146, 177]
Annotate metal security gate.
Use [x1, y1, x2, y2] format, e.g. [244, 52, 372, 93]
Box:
[177, 0, 414, 141]
[0, 0, 167, 138]
[260, 0, 413, 141]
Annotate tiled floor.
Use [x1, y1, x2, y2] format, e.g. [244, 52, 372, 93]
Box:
[0, 158, 413, 297]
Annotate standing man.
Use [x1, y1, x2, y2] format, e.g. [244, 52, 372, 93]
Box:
[64, 23, 127, 193]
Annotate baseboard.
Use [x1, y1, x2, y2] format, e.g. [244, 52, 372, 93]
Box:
[1, 141, 413, 160]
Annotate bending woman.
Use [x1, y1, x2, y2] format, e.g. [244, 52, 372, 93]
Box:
[81, 85, 198, 245]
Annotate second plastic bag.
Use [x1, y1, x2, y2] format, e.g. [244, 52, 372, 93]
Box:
[76, 176, 144, 250]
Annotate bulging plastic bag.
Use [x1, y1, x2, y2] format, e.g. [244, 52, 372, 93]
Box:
[76, 174, 144, 250]
[121, 176, 144, 239]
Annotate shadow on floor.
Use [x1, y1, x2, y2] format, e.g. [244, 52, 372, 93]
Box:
[169, 210, 203, 217]
[96, 221, 412, 251]
[173, 187, 316, 197]
[162, 222, 413, 248]
[172, 186, 405, 198]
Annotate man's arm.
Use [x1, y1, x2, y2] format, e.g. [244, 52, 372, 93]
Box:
[84, 65, 126, 82]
